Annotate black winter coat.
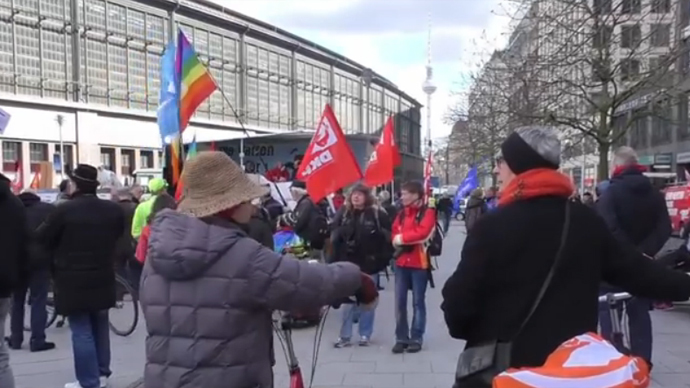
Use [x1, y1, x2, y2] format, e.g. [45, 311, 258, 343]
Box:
[18, 192, 55, 271]
[283, 195, 326, 249]
[442, 195, 690, 373]
[37, 192, 125, 315]
[0, 174, 28, 298]
[247, 207, 275, 250]
[596, 167, 671, 256]
[330, 206, 392, 274]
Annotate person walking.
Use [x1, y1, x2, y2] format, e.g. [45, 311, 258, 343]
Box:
[391, 181, 436, 354]
[331, 184, 392, 347]
[113, 188, 139, 291]
[134, 193, 177, 265]
[37, 164, 125, 388]
[138, 151, 378, 388]
[441, 127, 690, 388]
[0, 172, 29, 388]
[7, 190, 56, 352]
[130, 178, 167, 240]
[596, 146, 672, 366]
[436, 194, 453, 234]
[463, 188, 486, 234]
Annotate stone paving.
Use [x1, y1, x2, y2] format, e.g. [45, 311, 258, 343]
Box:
[7, 223, 690, 387]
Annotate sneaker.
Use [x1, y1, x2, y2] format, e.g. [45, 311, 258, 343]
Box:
[391, 342, 407, 354]
[407, 342, 422, 353]
[64, 382, 83, 388]
[100, 376, 109, 388]
[30, 341, 56, 352]
[358, 336, 370, 346]
[333, 338, 352, 348]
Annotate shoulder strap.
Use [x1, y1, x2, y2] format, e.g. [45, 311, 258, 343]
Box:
[415, 206, 427, 224]
[513, 202, 571, 340]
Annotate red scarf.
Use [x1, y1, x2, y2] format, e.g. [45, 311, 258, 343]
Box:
[612, 164, 647, 177]
[498, 169, 575, 207]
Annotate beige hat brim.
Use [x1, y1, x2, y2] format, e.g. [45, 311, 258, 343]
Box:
[178, 181, 270, 218]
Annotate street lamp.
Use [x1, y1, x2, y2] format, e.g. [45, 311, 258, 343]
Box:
[55, 114, 65, 179]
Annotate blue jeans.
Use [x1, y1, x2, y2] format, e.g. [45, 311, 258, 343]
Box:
[441, 212, 451, 234]
[9, 270, 50, 346]
[599, 297, 652, 362]
[340, 274, 378, 340]
[68, 310, 111, 388]
[394, 266, 428, 344]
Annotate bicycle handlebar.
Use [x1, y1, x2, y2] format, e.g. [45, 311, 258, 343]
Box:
[598, 292, 632, 303]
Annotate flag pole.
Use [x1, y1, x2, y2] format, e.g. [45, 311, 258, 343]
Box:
[213, 79, 248, 170]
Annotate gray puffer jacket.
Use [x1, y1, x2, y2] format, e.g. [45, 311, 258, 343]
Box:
[140, 210, 362, 388]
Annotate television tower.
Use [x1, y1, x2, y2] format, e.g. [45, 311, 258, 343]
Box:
[421, 13, 437, 155]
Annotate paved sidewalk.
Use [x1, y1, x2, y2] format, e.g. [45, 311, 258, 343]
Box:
[7, 223, 690, 387]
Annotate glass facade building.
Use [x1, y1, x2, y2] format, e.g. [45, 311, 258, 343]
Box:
[0, 0, 422, 158]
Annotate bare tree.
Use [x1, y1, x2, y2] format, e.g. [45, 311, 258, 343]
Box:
[488, 0, 684, 180]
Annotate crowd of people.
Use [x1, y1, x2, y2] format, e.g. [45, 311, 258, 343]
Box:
[3, 126, 690, 388]
[0, 149, 444, 388]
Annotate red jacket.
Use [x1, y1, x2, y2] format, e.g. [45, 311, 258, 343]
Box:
[135, 224, 151, 264]
[392, 205, 436, 269]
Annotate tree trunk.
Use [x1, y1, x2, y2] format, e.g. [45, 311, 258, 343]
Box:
[597, 142, 610, 182]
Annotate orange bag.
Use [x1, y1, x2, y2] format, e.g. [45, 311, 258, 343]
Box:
[493, 333, 650, 388]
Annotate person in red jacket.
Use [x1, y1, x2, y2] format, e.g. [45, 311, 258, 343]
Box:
[390, 181, 436, 354]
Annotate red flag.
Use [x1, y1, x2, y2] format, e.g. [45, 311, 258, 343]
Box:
[296, 104, 362, 202]
[364, 117, 396, 186]
[424, 150, 433, 202]
[29, 171, 40, 189]
[210, 141, 217, 151]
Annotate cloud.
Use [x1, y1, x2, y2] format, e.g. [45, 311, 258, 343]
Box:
[213, 0, 514, 139]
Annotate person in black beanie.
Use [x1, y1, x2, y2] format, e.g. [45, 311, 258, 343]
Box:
[442, 126, 690, 387]
[37, 163, 125, 388]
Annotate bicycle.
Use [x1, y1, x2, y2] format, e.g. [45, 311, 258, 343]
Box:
[39, 273, 139, 337]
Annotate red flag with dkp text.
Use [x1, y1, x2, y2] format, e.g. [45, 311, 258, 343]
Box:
[296, 104, 362, 202]
[364, 116, 399, 187]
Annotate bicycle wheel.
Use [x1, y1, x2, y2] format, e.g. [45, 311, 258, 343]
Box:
[108, 274, 139, 337]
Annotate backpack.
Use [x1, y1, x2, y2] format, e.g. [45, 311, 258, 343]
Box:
[398, 205, 444, 257]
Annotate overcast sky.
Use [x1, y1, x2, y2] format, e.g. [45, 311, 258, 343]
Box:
[215, 0, 514, 139]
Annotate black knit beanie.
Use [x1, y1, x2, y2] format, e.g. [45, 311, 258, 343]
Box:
[500, 131, 559, 175]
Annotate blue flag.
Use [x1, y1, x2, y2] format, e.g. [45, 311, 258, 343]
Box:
[453, 166, 479, 211]
[157, 40, 180, 145]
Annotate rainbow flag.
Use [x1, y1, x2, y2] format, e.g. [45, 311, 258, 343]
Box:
[176, 30, 217, 132]
[186, 135, 198, 160]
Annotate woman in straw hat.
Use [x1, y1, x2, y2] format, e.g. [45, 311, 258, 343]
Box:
[138, 151, 378, 388]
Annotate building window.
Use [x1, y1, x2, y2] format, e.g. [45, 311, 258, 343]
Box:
[621, 0, 641, 14]
[2, 141, 21, 172]
[650, 24, 671, 47]
[100, 147, 115, 170]
[651, 0, 671, 13]
[29, 143, 48, 172]
[593, 0, 612, 14]
[651, 102, 672, 146]
[629, 108, 649, 149]
[140, 150, 154, 168]
[620, 25, 641, 49]
[620, 59, 640, 81]
[53, 144, 74, 172]
[592, 26, 613, 49]
[121, 149, 134, 176]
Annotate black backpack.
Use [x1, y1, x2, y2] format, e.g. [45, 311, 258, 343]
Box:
[398, 205, 444, 257]
[307, 201, 330, 250]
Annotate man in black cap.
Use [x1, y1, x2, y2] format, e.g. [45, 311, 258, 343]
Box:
[37, 164, 125, 388]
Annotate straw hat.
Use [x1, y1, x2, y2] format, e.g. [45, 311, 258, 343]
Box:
[177, 151, 269, 218]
